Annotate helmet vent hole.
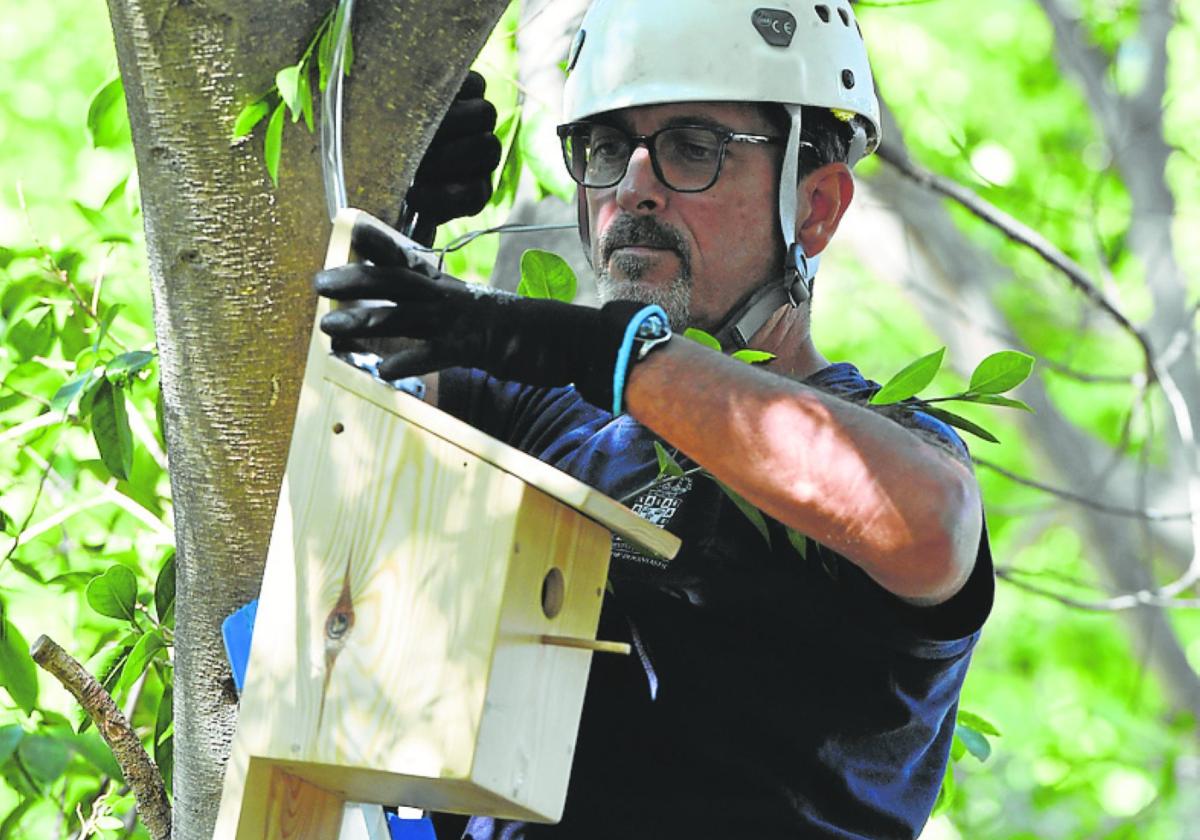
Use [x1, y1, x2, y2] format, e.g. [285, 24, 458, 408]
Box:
[814, 5, 831, 23]
[838, 7, 851, 26]
[842, 69, 856, 89]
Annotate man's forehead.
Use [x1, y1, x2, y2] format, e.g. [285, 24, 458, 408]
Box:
[594, 101, 774, 133]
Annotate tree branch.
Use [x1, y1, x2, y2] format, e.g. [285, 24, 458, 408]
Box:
[1034, 0, 1122, 140]
[30, 636, 171, 840]
[974, 457, 1191, 522]
[875, 142, 1152, 361]
[997, 567, 1200, 611]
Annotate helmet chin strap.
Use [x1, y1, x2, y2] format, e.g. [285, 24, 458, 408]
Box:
[712, 106, 816, 350]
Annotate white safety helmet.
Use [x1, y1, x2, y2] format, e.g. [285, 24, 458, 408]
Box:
[561, 0, 882, 346]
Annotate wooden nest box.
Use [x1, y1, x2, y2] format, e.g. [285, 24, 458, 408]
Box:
[214, 210, 679, 839]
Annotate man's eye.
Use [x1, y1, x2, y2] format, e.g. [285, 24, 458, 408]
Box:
[592, 139, 627, 159]
[664, 132, 720, 162]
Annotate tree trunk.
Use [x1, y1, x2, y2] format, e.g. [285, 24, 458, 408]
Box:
[103, 1, 510, 836]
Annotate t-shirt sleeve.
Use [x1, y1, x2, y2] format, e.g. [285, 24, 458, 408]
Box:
[812, 521, 994, 658]
[802, 363, 995, 655]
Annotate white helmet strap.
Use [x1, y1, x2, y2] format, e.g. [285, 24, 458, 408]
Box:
[779, 105, 803, 253]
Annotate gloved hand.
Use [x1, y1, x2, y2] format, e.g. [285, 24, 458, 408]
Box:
[402, 70, 502, 245]
[315, 214, 666, 414]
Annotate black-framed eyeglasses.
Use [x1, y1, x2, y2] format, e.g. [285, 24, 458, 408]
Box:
[556, 122, 782, 193]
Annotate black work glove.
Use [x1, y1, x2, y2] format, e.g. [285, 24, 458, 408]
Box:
[315, 214, 654, 414]
[402, 70, 502, 244]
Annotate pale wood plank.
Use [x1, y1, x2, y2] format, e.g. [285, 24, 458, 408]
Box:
[321, 208, 680, 562]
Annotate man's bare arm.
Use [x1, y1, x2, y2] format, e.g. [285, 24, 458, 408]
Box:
[625, 340, 983, 606]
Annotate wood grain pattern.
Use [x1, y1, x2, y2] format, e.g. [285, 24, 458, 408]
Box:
[214, 209, 676, 837]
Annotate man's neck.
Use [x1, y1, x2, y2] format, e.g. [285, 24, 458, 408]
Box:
[741, 304, 829, 381]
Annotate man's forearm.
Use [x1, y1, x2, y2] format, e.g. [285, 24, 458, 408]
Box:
[625, 339, 982, 605]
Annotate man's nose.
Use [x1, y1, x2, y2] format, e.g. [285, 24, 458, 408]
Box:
[615, 145, 668, 214]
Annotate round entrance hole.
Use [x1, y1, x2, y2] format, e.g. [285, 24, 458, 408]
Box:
[541, 567, 565, 619]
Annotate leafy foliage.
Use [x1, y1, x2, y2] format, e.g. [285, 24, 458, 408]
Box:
[2, 0, 1198, 838]
[0, 0, 171, 833]
[231, 8, 347, 184]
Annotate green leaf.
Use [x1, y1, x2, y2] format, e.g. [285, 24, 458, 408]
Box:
[101, 177, 129, 210]
[653, 442, 685, 478]
[786, 527, 809, 560]
[76, 372, 106, 421]
[93, 303, 124, 352]
[0, 509, 11, 537]
[155, 686, 173, 790]
[957, 709, 1001, 737]
[950, 732, 966, 762]
[105, 349, 155, 378]
[923, 406, 1001, 444]
[954, 724, 992, 761]
[517, 106, 577, 203]
[967, 350, 1035, 395]
[114, 630, 166, 696]
[731, 349, 776, 364]
[931, 764, 956, 817]
[61, 731, 123, 781]
[684, 328, 722, 352]
[6, 307, 55, 361]
[16, 736, 69, 786]
[958, 393, 1034, 412]
[518, 250, 577, 302]
[0, 620, 38, 715]
[0, 726, 23, 765]
[317, 23, 334, 91]
[491, 112, 523, 207]
[231, 99, 271, 140]
[298, 70, 314, 132]
[264, 102, 285, 187]
[275, 65, 302, 117]
[81, 637, 136, 731]
[91, 378, 134, 480]
[155, 550, 176, 625]
[869, 347, 945, 405]
[85, 565, 139, 623]
[714, 480, 771, 547]
[86, 77, 130, 149]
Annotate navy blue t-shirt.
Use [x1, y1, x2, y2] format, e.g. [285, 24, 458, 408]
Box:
[435, 362, 994, 840]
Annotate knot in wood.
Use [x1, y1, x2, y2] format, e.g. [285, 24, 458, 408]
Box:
[325, 608, 353, 640]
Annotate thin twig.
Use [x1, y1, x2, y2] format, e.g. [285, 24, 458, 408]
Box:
[1, 439, 61, 573]
[875, 143, 1155, 365]
[14, 183, 128, 352]
[996, 568, 1200, 611]
[30, 636, 171, 840]
[974, 458, 1189, 522]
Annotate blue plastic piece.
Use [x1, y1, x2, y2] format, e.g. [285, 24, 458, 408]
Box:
[387, 812, 437, 840]
[221, 599, 259, 693]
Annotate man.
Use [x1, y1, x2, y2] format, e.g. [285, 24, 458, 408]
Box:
[317, 1, 993, 837]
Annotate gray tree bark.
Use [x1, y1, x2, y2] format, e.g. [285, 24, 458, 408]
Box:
[103, 1, 510, 836]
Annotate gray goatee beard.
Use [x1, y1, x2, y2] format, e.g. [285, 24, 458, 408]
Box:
[596, 260, 692, 331]
[594, 215, 693, 330]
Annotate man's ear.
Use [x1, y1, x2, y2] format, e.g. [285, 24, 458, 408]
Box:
[795, 162, 854, 257]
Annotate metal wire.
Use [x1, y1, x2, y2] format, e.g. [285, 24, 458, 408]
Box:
[320, 0, 355, 221]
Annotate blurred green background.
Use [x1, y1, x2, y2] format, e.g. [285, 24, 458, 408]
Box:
[1, 0, 1197, 837]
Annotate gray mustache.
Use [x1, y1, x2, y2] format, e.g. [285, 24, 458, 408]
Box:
[599, 215, 690, 269]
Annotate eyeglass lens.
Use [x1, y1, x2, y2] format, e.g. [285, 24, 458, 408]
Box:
[564, 125, 726, 191]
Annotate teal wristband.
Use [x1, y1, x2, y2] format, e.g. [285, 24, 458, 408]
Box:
[611, 305, 671, 415]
